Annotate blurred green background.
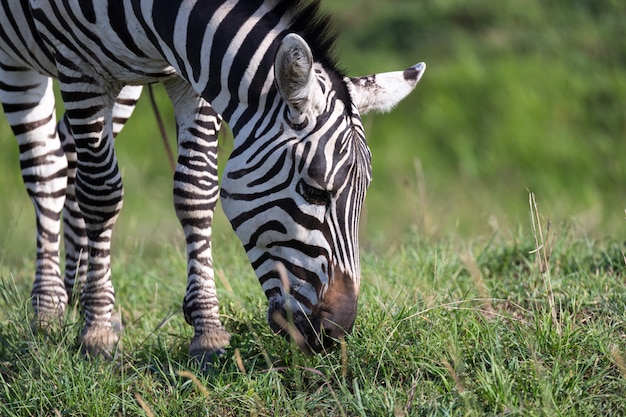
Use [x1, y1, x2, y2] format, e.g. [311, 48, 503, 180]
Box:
[1, 0, 625, 264]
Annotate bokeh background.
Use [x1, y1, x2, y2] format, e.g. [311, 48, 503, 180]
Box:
[1, 0, 625, 264]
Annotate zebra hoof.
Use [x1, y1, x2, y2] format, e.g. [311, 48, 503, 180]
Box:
[31, 300, 67, 332]
[78, 324, 120, 360]
[31, 313, 64, 334]
[111, 310, 124, 334]
[188, 328, 231, 372]
[190, 348, 226, 374]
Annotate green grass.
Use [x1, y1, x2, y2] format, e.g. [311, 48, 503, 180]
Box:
[2, 218, 626, 416]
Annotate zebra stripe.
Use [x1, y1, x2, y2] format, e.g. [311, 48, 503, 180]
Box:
[6, 0, 424, 358]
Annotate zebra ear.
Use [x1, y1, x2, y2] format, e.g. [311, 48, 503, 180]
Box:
[274, 34, 324, 118]
[348, 62, 426, 114]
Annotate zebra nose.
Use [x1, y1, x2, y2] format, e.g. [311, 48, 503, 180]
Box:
[316, 268, 359, 345]
[267, 302, 355, 353]
[302, 309, 355, 352]
[266, 264, 359, 353]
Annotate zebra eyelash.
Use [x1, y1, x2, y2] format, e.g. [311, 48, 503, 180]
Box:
[296, 178, 331, 206]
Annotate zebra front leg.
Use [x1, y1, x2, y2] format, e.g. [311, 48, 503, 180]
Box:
[0, 58, 68, 325]
[59, 85, 142, 304]
[59, 77, 124, 358]
[57, 114, 87, 304]
[165, 80, 230, 363]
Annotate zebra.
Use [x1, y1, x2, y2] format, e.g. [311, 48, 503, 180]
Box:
[6, 0, 425, 360]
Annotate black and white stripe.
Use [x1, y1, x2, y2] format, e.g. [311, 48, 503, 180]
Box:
[4, 0, 424, 357]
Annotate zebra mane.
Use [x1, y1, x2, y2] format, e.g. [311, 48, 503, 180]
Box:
[266, 0, 345, 77]
[266, 0, 355, 116]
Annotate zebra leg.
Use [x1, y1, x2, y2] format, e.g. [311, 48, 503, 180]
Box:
[57, 73, 125, 358]
[59, 85, 142, 304]
[57, 114, 87, 304]
[164, 79, 231, 362]
[0, 55, 68, 324]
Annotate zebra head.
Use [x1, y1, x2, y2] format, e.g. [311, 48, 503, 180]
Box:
[220, 34, 425, 352]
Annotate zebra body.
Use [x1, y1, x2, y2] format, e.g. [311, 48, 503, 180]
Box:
[5, 0, 425, 358]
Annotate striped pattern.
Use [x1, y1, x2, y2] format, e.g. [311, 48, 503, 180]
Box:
[3, 0, 424, 357]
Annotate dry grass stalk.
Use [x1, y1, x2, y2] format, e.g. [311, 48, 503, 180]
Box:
[234, 348, 246, 373]
[610, 346, 626, 379]
[620, 211, 626, 273]
[272, 262, 310, 353]
[271, 311, 309, 353]
[177, 370, 209, 397]
[529, 191, 561, 336]
[134, 392, 155, 417]
[442, 359, 465, 393]
[217, 268, 233, 294]
[461, 251, 496, 319]
[405, 371, 420, 414]
[339, 336, 348, 380]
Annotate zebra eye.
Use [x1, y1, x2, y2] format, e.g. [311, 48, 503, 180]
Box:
[297, 179, 331, 205]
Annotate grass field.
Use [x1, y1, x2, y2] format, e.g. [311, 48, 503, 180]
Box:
[1, 0, 625, 415]
[1, 216, 625, 415]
